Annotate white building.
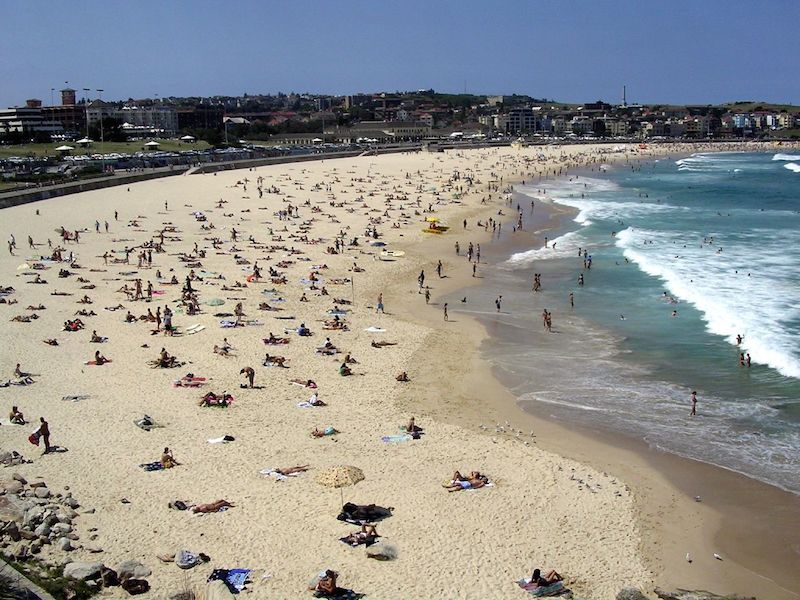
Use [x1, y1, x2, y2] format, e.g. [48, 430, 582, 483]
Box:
[0, 106, 63, 136]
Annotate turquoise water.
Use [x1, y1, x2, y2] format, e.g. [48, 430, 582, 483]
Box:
[496, 151, 800, 493]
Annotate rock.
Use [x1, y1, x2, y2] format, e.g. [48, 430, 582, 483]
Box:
[12, 473, 27, 485]
[34, 523, 51, 537]
[206, 580, 235, 600]
[3, 522, 21, 542]
[34, 487, 51, 499]
[85, 543, 103, 553]
[51, 522, 72, 535]
[100, 566, 118, 587]
[117, 559, 152, 579]
[63, 561, 104, 580]
[0, 495, 28, 523]
[121, 578, 150, 595]
[30, 540, 41, 554]
[169, 592, 196, 600]
[3, 480, 23, 494]
[654, 589, 756, 600]
[57, 537, 72, 551]
[366, 540, 397, 561]
[29, 481, 46, 489]
[618, 589, 649, 600]
[64, 497, 80, 509]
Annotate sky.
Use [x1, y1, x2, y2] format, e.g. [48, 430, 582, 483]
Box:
[2, 0, 799, 108]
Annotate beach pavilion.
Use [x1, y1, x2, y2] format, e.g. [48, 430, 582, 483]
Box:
[143, 140, 161, 151]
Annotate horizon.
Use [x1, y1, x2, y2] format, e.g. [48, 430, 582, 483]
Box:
[2, 0, 799, 108]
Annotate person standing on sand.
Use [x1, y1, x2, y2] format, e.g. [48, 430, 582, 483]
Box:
[240, 367, 255, 388]
[569, 292, 574, 308]
[376, 293, 384, 314]
[690, 391, 697, 416]
[443, 303, 449, 321]
[38, 417, 51, 453]
[495, 295, 502, 312]
[437, 260, 443, 278]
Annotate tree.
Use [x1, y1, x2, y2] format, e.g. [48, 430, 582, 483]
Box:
[88, 117, 126, 142]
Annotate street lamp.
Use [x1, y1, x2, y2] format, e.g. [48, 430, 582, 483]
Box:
[83, 88, 91, 139]
[97, 89, 105, 174]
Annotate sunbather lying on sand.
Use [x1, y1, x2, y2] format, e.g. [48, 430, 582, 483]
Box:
[529, 568, 563, 587]
[444, 470, 489, 492]
[199, 391, 233, 407]
[191, 499, 234, 513]
[263, 353, 288, 367]
[264, 333, 290, 345]
[275, 465, 310, 476]
[371, 340, 397, 348]
[312, 426, 338, 438]
[341, 524, 379, 547]
[395, 371, 409, 382]
[213, 344, 232, 357]
[43, 339, 58, 346]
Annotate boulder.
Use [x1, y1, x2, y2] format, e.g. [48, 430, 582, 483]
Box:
[12, 473, 27, 485]
[169, 592, 196, 600]
[618, 589, 649, 600]
[0, 495, 28, 523]
[34, 487, 51, 499]
[57, 537, 73, 551]
[3, 480, 23, 494]
[34, 523, 51, 538]
[206, 580, 235, 600]
[117, 559, 152, 579]
[63, 561, 103, 580]
[85, 543, 103, 553]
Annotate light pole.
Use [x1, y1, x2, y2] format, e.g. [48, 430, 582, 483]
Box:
[83, 88, 91, 140]
[97, 89, 105, 173]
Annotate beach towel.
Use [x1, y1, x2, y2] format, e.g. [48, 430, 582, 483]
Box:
[208, 568, 251, 593]
[297, 401, 323, 409]
[515, 580, 565, 596]
[208, 435, 235, 444]
[175, 549, 200, 569]
[259, 468, 304, 481]
[84, 359, 113, 365]
[312, 587, 365, 599]
[139, 462, 164, 472]
[186, 324, 206, 335]
[219, 320, 238, 328]
[381, 434, 413, 444]
[364, 326, 385, 333]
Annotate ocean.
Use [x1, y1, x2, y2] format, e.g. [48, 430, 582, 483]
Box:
[461, 151, 800, 494]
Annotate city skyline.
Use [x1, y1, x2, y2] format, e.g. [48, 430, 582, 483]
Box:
[2, 0, 799, 108]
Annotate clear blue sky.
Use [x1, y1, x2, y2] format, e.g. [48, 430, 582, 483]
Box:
[2, 0, 799, 107]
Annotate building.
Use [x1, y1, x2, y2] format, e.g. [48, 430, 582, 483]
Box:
[267, 133, 336, 146]
[0, 105, 63, 137]
[61, 88, 77, 106]
[176, 105, 225, 131]
[324, 120, 431, 143]
[503, 108, 537, 133]
[117, 105, 179, 135]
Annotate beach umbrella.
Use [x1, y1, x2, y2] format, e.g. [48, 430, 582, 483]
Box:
[205, 298, 225, 306]
[316, 465, 365, 506]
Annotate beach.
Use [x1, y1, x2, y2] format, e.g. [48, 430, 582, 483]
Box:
[0, 142, 797, 599]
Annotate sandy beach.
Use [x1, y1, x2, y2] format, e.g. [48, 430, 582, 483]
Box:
[1, 142, 797, 599]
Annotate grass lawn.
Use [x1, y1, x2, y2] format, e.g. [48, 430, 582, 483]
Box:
[0, 139, 211, 159]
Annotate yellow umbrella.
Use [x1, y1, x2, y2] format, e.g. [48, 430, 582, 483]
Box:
[316, 465, 365, 505]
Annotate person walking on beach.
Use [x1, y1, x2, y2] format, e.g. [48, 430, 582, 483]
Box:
[437, 260, 443, 278]
[418, 270, 425, 293]
[376, 293, 385, 314]
[443, 303, 449, 321]
[569, 292, 574, 308]
[689, 391, 697, 417]
[424, 288, 430, 304]
[495, 295, 502, 312]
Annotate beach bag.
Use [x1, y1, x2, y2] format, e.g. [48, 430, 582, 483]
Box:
[28, 430, 40, 446]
